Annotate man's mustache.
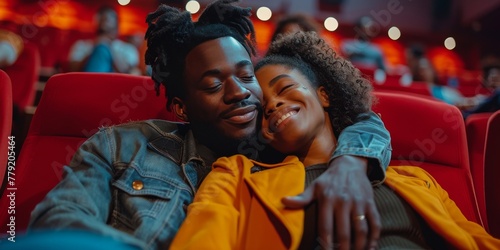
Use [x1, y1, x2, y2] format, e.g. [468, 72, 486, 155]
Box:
[226, 100, 263, 114]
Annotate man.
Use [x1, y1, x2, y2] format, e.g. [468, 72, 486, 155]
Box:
[68, 6, 139, 74]
[29, 1, 391, 249]
[463, 65, 500, 118]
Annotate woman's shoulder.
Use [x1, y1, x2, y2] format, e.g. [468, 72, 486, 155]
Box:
[213, 155, 302, 172]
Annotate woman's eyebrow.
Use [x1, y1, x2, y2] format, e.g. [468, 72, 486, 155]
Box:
[269, 74, 291, 87]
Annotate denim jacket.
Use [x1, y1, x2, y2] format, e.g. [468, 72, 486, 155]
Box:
[29, 112, 391, 250]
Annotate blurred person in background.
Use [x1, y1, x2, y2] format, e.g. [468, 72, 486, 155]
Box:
[124, 33, 145, 75]
[463, 65, 500, 118]
[0, 29, 23, 68]
[68, 6, 139, 74]
[270, 14, 320, 43]
[342, 16, 387, 72]
[407, 44, 483, 108]
[483, 65, 500, 90]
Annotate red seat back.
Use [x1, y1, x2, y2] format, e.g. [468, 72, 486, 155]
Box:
[0, 70, 13, 189]
[3, 43, 41, 110]
[465, 112, 492, 228]
[372, 81, 433, 98]
[0, 73, 179, 233]
[485, 110, 500, 238]
[373, 91, 483, 226]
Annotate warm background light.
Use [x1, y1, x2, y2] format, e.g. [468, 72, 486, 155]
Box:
[444, 37, 456, 50]
[324, 17, 338, 32]
[117, 0, 130, 6]
[256, 7, 272, 21]
[185, 1, 200, 14]
[388, 26, 401, 40]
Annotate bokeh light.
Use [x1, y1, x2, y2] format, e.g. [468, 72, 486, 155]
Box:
[324, 17, 339, 32]
[256, 7, 272, 21]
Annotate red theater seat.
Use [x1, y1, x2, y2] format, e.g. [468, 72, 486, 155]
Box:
[485, 110, 500, 238]
[3, 43, 41, 111]
[373, 91, 484, 227]
[0, 73, 180, 233]
[0, 70, 13, 190]
[465, 112, 493, 227]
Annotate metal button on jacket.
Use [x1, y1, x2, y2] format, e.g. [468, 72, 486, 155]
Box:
[132, 180, 144, 190]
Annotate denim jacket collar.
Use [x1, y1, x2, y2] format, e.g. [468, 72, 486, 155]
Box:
[146, 122, 215, 166]
[146, 121, 217, 191]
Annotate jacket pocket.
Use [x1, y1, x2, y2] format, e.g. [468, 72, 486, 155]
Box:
[111, 164, 191, 249]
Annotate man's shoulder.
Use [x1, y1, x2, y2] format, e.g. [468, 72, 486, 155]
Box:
[111, 39, 137, 54]
[68, 39, 93, 60]
[71, 39, 93, 48]
[98, 119, 190, 139]
[107, 119, 187, 131]
[111, 39, 132, 47]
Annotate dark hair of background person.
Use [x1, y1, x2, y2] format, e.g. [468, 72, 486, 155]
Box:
[408, 44, 425, 60]
[144, 0, 256, 110]
[483, 64, 500, 87]
[354, 16, 377, 41]
[270, 14, 320, 43]
[95, 6, 118, 35]
[406, 43, 441, 83]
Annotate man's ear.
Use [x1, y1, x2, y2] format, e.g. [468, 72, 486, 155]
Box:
[317, 86, 330, 108]
[172, 97, 189, 122]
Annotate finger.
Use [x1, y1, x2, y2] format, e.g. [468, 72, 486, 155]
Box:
[281, 185, 315, 209]
[366, 202, 381, 250]
[335, 195, 352, 250]
[352, 205, 369, 250]
[317, 196, 334, 250]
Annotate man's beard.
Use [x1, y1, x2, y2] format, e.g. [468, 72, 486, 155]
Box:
[191, 123, 258, 158]
[192, 101, 263, 158]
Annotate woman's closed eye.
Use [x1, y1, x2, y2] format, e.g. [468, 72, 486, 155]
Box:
[278, 84, 295, 95]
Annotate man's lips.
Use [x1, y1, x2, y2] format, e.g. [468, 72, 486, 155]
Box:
[222, 105, 258, 124]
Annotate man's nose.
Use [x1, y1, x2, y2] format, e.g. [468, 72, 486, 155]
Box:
[223, 77, 251, 104]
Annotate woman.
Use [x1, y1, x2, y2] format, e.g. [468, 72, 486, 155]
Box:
[171, 32, 499, 250]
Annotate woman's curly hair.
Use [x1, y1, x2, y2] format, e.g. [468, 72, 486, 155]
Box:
[256, 31, 373, 136]
[144, 0, 256, 110]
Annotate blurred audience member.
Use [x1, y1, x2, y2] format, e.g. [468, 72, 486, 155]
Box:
[68, 6, 139, 74]
[406, 44, 482, 108]
[124, 33, 145, 75]
[0, 29, 23, 68]
[406, 44, 426, 81]
[483, 65, 500, 89]
[270, 14, 320, 43]
[463, 65, 500, 118]
[342, 16, 387, 71]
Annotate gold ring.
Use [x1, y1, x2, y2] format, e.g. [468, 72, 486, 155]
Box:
[355, 215, 366, 221]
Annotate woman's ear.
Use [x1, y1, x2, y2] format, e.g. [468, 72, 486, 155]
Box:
[317, 86, 330, 108]
[172, 97, 189, 122]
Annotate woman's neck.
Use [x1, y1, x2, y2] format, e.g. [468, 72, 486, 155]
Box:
[298, 117, 337, 167]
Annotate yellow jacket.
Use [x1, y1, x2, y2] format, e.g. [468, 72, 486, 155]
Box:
[170, 155, 500, 250]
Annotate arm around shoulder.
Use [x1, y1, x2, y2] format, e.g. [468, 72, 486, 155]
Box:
[331, 111, 392, 183]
